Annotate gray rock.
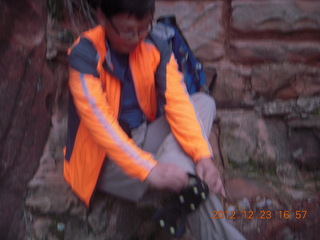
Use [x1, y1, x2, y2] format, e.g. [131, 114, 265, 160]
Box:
[256, 96, 320, 119]
[218, 110, 289, 168]
[237, 197, 251, 211]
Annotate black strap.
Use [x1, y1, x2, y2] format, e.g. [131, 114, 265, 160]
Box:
[152, 174, 209, 237]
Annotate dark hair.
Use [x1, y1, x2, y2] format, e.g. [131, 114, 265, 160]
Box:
[100, 0, 155, 19]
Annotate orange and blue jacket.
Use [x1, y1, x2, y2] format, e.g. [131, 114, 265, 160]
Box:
[64, 25, 213, 206]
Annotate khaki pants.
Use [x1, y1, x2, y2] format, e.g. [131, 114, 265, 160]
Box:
[97, 93, 245, 240]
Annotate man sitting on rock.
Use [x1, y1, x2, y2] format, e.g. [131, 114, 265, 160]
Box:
[63, 0, 245, 239]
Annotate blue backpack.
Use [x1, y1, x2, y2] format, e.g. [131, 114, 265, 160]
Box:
[154, 16, 215, 95]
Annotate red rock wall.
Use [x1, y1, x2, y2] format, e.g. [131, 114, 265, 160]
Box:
[155, 0, 320, 170]
[0, 1, 55, 239]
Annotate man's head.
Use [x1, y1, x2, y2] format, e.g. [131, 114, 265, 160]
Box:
[98, 0, 155, 53]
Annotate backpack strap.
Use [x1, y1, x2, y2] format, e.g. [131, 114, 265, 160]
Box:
[155, 15, 207, 95]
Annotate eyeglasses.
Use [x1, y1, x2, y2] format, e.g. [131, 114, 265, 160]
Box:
[108, 17, 153, 40]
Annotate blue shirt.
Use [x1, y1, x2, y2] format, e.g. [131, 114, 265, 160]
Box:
[109, 47, 144, 129]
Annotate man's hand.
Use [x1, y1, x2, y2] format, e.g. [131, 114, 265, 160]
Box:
[145, 162, 189, 192]
[196, 157, 226, 197]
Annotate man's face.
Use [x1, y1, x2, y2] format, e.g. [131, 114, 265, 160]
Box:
[102, 13, 152, 54]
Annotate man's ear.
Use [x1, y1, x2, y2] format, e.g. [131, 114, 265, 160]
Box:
[97, 8, 107, 28]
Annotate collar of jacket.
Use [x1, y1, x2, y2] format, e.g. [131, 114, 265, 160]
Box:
[80, 25, 159, 121]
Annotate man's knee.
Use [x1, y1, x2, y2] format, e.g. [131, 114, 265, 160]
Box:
[191, 92, 216, 119]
